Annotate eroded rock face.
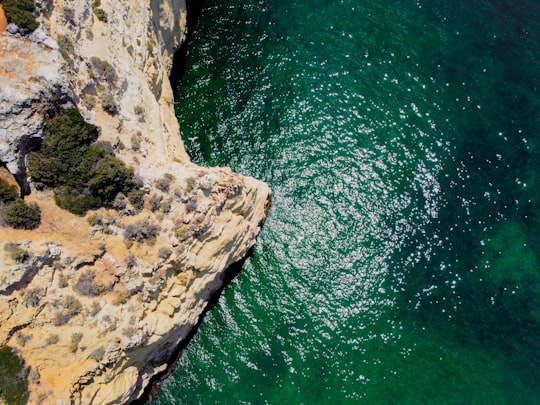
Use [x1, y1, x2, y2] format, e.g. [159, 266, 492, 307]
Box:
[0, 1, 271, 404]
[0, 27, 73, 192]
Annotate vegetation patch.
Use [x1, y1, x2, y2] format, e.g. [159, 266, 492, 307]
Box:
[99, 92, 118, 115]
[57, 34, 74, 62]
[3, 200, 41, 229]
[3, 242, 29, 263]
[94, 7, 107, 22]
[0, 178, 41, 230]
[73, 271, 105, 296]
[0, 345, 29, 405]
[127, 189, 146, 210]
[90, 57, 117, 85]
[0, 0, 39, 32]
[54, 295, 82, 326]
[123, 220, 160, 245]
[27, 108, 137, 215]
[0, 178, 18, 203]
[69, 333, 83, 353]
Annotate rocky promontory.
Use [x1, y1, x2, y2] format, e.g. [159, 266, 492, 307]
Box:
[0, 1, 271, 403]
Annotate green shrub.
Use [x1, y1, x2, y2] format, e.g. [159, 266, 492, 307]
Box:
[58, 273, 68, 288]
[0, 178, 19, 203]
[62, 7, 74, 23]
[3, 200, 41, 229]
[42, 108, 98, 156]
[87, 212, 102, 227]
[89, 301, 101, 317]
[1, 0, 39, 32]
[146, 39, 156, 53]
[54, 186, 101, 216]
[123, 220, 160, 244]
[4, 242, 29, 263]
[127, 189, 145, 210]
[54, 295, 82, 325]
[155, 176, 171, 193]
[90, 57, 117, 84]
[0, 345, 29, 405]
[88, 155, 134, 202]
[69, 333, 83, 352]
[57, 34, 74, 61]
[94, 8, 107, 22]
[130, 133, 142, 151]
[71, 333, 83, 344]
[27, 109, 135, 215]
[99, 93, 117, 115]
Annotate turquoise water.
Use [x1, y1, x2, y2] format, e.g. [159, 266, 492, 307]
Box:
[154, 0, 540, 403]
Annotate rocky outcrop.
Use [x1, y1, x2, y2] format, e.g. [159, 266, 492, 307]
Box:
[0, 1, 271, 404]
[0, 26, 73, 193]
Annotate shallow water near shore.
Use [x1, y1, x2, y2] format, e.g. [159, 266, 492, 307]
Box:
[153, 0, 540, 403]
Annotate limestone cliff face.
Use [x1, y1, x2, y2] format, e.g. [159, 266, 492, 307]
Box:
[0, 1, 271, 404]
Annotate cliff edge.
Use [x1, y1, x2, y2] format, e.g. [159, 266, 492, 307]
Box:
[0, 1, 271, 403]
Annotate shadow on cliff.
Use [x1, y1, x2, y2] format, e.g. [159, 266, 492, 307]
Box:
[168, 0, 204, 89]
[132, 249, 253, 404]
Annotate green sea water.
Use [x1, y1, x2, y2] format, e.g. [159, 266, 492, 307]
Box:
[153, 0, 540, 403]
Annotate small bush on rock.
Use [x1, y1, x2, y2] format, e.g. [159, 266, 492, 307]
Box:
[148, 193, 162, 212]
[3, 200, 41, 229]
[69, 333, 83, 353]
[24, 288, 41, 307]
[0, 345, 29, 405]
[123, 220, 160, 244]
[127, 189, 146, 210]
[45, 335, 59, 345]
[90, 57, 117, 84]
[54, 295, 82, 326]
[0, 178, 19, 203]
[112, 290, 130, 306]
[62, 7, 74, 24]
[155, 175, 172, 193]
[94, 7, 107, 22]
[4, 242, 29, 263]
[57, 34, 74, 61]
[1, 0, 39, 32]
[99, 93, 118, 115]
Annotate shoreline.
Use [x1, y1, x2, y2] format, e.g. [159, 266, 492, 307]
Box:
[133, 251, 251, 404]
[0, 0, 272, 403]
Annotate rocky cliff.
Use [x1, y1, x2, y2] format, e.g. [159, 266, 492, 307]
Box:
[0, 1, 271, 403]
